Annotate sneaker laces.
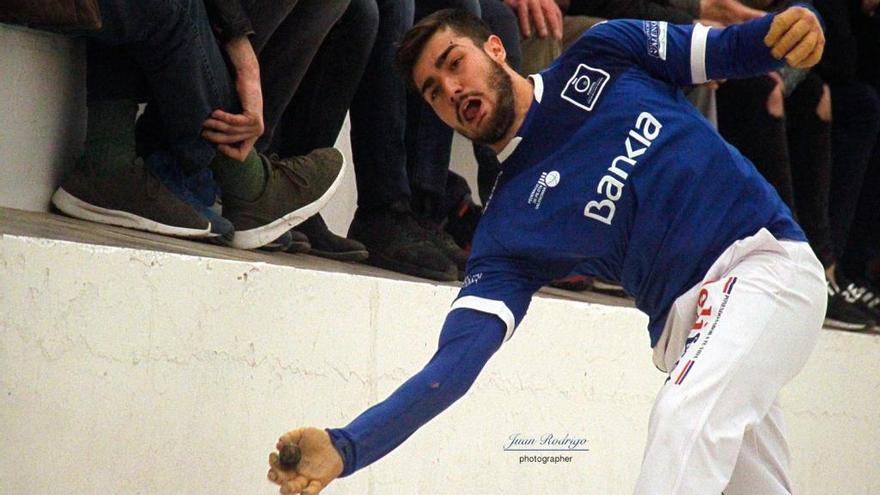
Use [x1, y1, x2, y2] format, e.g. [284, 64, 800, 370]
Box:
[267, 153, 310, 188]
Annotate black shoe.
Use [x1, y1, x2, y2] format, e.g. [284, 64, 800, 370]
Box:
[416, 216, 469, 280]
[837, 275, 880, 324]
[293, 214, 368, 262]
[348, 201, 457, 281]
[825, 278, 876, 331]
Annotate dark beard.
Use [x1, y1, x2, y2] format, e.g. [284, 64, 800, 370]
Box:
[470, 61, 515, 146]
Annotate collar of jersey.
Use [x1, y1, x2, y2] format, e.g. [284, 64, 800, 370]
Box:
[496, 73, 544, 165]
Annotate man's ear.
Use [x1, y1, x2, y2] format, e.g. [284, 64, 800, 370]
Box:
[483, 34, 506, 64]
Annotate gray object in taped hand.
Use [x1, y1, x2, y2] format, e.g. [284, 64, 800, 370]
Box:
[279, 443, 302, 470]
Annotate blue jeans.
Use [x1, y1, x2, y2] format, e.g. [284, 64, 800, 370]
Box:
[86, 0, 236, 173]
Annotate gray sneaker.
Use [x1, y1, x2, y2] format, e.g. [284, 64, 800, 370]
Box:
[223, 148, 345, 250]
[51, 158, 212, 237]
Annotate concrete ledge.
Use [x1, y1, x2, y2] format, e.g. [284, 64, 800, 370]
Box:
[2, 216, 878, 495]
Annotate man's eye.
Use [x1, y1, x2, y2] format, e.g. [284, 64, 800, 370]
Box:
[430, 87, 439, 101]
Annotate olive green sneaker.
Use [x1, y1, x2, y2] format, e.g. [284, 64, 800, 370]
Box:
[224, 148, 345, 250]
[51, 158, 211, 237]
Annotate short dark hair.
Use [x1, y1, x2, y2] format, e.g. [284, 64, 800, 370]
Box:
[394, 8, 493, 92]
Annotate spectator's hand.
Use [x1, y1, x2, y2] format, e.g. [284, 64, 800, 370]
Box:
[203, 36, 265, 161]
[505, 0, 563, 40]
[268, 428, 344, 495]
[766, 71, 785, 118]
[700, 0, 765, 25]
[764, 6, 825, 69]
[863, 0, 879, 15]
[817, 83, 832, 122]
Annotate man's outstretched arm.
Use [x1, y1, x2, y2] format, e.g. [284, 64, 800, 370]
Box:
[267, 310, 507, 495]
[582, 5, 824, 86]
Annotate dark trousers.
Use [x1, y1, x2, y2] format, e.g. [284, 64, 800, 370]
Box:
[241, 0, 350, 151]
[86, 0, 236, 172]
[270, 0, 379, 157]
[827, 80, 880, 262]
[717, 76, 796, 209]
[786, 73, 835, 268]
[718, 74, 841, 269]
[268, 0, 396, 210]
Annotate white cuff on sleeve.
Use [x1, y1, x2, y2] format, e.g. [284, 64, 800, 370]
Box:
[690, 23, 711, 84]
[450, 296, 517, 342]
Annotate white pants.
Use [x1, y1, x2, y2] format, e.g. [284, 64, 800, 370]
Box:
[634, 229, 827, 495]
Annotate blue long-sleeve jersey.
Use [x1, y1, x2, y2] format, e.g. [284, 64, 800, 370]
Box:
[329, 12, 808, 476]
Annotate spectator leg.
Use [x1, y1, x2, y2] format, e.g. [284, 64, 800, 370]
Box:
[270, 0, 379, 157]
[827, 81, 880, 263]
[241, 0, 350, 150]
[717, 76, 796, 210]
[348, 0, 415, 209]
[786, 73, 836, 268]
[94, 0, 236, 173]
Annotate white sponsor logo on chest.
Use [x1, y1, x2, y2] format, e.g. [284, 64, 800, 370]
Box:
[583, 112, 663, 225]
[528, 170, 561, 209]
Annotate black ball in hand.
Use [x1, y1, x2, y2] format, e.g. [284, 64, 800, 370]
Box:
[279, 443, 302, 470]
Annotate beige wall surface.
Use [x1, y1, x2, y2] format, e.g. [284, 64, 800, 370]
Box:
[1, 235, 878, 495]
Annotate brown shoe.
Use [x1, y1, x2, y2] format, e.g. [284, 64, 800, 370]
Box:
[51, 158, 211, 237]
[224, 148, 345, 250]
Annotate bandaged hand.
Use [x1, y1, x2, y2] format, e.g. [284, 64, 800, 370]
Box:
[764, 6, 825, 69]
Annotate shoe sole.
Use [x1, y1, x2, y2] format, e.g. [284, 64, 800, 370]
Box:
[823, 317, 873, 332]
[52, 187, 212, 238]
[229, 155, 347, 250]
[308, 248, 369, 262]
[366, 251, 458, 282]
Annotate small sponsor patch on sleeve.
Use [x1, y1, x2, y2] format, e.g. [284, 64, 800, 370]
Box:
[643, 20, 668, 60]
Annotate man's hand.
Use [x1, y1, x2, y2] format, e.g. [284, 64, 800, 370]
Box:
[267, 427, 344, 495]
[700, 0, 765, 26]
[505, 0, 563, 39]
[202, 36, 264, 161]
[764, 6, 825, 69]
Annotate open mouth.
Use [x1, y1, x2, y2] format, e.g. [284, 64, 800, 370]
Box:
[459, 98, 482, 125]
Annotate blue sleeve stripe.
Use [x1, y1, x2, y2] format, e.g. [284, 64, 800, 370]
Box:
[450, 296, 517, 341]
[690, 23, 711, 83]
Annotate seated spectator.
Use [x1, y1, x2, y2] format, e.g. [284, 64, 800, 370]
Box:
[48, 0, 345, 251]
[815, 0, 880, 328]
[276, 0, 520, 281]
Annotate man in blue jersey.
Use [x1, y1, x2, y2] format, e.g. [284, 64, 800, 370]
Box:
[267, 6, 827, 494]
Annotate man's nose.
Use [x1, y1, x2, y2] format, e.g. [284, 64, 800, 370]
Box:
[442, 78, 462, 103]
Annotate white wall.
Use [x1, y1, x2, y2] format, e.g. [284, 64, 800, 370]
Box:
[2, 234, 878, 495]
[0, 25, 86, 213]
